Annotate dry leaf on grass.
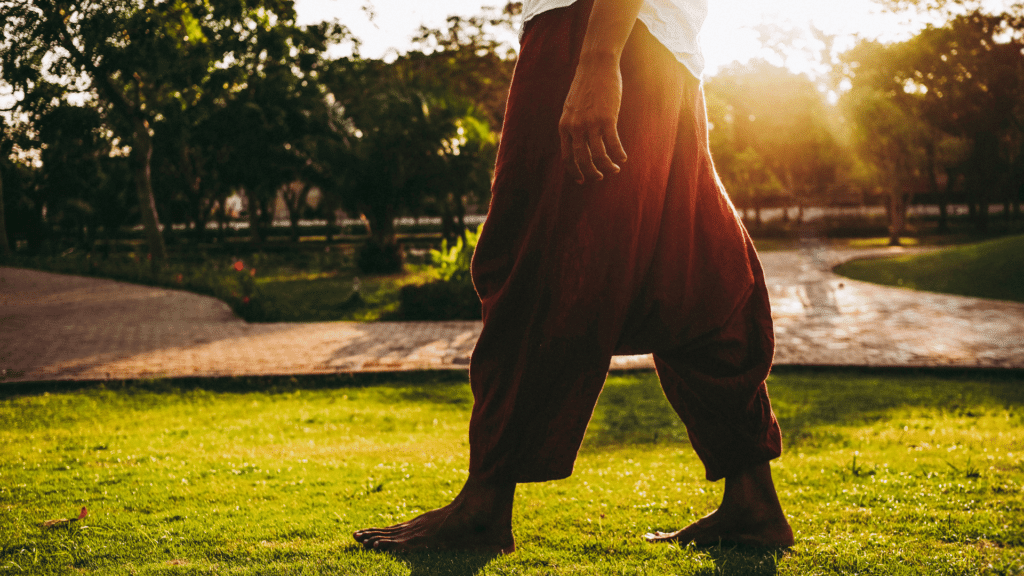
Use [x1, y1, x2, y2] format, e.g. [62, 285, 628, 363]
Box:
[41, 507, 87, 528]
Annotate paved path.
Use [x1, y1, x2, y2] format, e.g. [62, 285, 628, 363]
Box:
[2, 246, 1022, 383]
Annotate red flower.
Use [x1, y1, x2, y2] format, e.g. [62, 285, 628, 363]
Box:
[242, 296, 250, 304]
[250, 268, 256, 277]
[234, 261, 244, 271]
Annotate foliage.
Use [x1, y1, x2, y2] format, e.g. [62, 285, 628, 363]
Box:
[429, 222, 482, 283]
[837, 7, 1024, 233]
[1, 370, 1023, 574]
[398, 223, 483, 320]
[326, 57, 498, 251]
[835, 233, 1024, 303]
[706, 61, 850, 225]
[398, 277, 481, 321]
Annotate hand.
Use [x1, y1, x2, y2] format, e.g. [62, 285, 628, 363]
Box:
[559, 56, 628, 184]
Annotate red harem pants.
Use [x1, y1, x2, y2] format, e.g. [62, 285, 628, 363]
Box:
[468, 0, 782, 484]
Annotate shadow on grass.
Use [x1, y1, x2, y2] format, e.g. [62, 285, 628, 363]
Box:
[0, 370, 472, 401]
[6, 367, 1024, 450]
[699, 545, 787, 576]
[584, 367, 1024, 448]
[388, 550, 498, 576]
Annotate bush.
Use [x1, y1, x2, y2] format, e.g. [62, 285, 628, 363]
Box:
[398, 279, 481, 320]
[428, 225, 482, 282]
[398, 224, 484, 320]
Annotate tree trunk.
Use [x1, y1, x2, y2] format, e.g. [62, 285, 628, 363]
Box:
[284, 183, 311, 243]
[456, 193, 467, 242]
[43, 10, 164, 262]
[131, 117, 166, 264]
[181, 146, 207, 244]
[0, 163, 11, 258]
[323, 192, 338, 243]
[368, 205, 396, 247]
[247, 189, 263, 245]
[216, 197, 228, 243]
[440, 198, 455, 244]
[926, 141, 948, 233]
[888, 190, 906, 246]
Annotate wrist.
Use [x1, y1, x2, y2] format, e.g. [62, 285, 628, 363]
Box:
[578, 48, 621, 69]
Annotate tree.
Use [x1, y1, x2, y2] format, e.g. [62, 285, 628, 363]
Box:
[838, 9, 1024, 233]
[324, 53, 498, 272]
[0, 121, 13, 258]
[0, 0, 175, 261]
[407, 2, 521, 129]
[1, 0, 349, 256]
[706, 61, 849, 224]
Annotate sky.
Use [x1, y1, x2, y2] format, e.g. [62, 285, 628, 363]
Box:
[293, 0, 933, 76]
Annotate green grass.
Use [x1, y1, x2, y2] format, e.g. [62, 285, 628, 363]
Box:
[835, 234, 1024, 303]
[2, 369, 1023, 575]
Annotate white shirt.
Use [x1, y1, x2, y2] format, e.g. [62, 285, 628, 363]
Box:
[521, 0, 707, 79]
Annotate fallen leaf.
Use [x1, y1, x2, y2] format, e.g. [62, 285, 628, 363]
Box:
[41, 507, 88, 528]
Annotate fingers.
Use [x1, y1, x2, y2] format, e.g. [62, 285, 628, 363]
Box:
[573, 129, 604, 183]
[559, 120, 626, 185]
[559, 126, 585, 184]
[604, 118, 628, 166]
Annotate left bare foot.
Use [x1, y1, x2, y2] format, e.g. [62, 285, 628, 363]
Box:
[644, 462, 793, 547]
[354, 475, 516, 554]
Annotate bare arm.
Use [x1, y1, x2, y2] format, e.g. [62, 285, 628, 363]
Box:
[559, 0, 643, 184]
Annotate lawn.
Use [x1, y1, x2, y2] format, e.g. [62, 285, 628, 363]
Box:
[2, 369, 1022, 575]
[835, 234, 1024, 304]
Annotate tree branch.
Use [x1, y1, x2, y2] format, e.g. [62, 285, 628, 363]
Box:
[36, 0, 142, 122]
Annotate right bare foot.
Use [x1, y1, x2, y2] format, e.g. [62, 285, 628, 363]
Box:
[353, 476, 516, 554]
[643, 506, 793, 547]
[644, 462, 793, 548]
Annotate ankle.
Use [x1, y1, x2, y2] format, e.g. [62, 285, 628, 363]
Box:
[720, 463, 786, 520]
[456, 476, 516, 525]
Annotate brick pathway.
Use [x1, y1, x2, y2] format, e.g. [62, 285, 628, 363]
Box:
[2, 245, 1022, 383]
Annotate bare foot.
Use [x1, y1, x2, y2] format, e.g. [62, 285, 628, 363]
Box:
[644, 462, 793, 547]
[353, 476, 516, 554]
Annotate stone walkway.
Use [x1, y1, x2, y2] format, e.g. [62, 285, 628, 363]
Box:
[2, 245, 1022, 383]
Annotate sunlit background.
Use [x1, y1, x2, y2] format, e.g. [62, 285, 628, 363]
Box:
[293, 0, 977, 76]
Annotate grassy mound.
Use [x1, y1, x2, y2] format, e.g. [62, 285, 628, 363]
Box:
[835, 234, 1024, 303]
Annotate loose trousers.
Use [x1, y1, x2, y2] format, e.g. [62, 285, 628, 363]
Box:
[468, 0, 782, 484]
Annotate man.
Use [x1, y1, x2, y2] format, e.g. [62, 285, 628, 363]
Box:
[354, 0, 793, 553]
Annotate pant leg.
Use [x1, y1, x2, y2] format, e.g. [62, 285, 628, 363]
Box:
[468, 0, 781, 484]
[651, 249, 782, 482]
[612, 73, 784, 482]
[468, 1, 691, 483]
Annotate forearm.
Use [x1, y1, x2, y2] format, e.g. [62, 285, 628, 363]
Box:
[559, 0, 643, 182]
[578, 0, 644, 66]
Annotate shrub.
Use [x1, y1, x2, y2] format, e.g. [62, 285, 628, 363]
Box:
[429, 224, 482, 282]
[399, 223, 484, 320]
[398, 279, 481, 320]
